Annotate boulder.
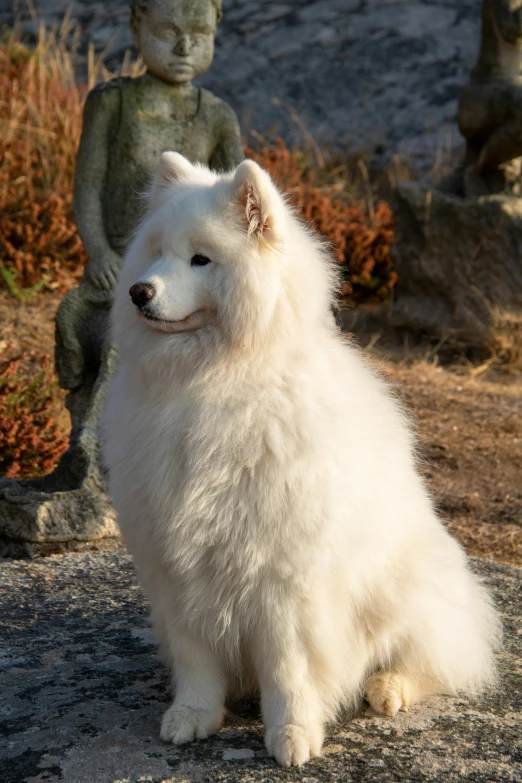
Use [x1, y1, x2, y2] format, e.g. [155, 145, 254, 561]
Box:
[387, 182, 522, 343]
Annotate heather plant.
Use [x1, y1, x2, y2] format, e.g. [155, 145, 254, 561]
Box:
[246, 139, 397, 305]
[0, 350, 68, 478]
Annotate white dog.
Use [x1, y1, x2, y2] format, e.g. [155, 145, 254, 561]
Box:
[103, 152, 500, 767]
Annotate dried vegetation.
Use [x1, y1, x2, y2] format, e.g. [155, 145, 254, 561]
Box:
[246, 139, 397, 304]
[0, 14, 143, 300]
[0, 348, 68, 478]
[0, 19, 86, 296]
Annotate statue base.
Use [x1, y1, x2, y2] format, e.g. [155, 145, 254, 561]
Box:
[0, 314, 121, 559]
[346, 182, 522, 345]
[0, 478, 119, 559]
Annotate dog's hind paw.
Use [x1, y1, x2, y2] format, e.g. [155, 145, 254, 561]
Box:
[160, 704, 224, 744]
[365, 672, 411, 717]
[265, 723, 323, 767]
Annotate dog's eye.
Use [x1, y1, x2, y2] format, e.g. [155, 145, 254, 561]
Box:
[190, 254, 212, 267]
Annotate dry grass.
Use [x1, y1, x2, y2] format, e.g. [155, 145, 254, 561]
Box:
[484, 309, 522, 373]
[0, 12, 143, 299]
[0, 20, 85, 295]
[0, 347, 68, 478]
[371, 349, 522, 567]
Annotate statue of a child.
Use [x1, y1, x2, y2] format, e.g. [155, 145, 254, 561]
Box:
[54, 0, 244, 495]
[457, 0, 522, 196]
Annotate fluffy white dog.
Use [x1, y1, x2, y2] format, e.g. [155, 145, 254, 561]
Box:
[103, 152, 500, 767]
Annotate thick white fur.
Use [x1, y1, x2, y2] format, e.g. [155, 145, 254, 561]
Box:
[103, 152, 501, 768]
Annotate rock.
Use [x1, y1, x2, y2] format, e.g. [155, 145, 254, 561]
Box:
[0, 0, 482, 171]
[1, 551, 521, 783]
[386, 181, 522, 342]
[0, 489, 119, 559]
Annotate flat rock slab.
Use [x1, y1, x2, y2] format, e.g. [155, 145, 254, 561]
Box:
[1, 552, 521, 783]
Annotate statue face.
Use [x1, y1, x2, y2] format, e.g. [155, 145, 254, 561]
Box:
[135, 0, 217, 84]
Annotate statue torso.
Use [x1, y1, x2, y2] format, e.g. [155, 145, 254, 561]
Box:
[473, 0, 522, 80]
[103, 78, 218, 251]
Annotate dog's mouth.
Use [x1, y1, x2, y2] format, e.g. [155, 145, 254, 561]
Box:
[138, 308, 208, 334]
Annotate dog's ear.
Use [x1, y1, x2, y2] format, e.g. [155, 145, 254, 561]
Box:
[232, 160, 279, 244]
[147, 152, 195, 211]
[157, 151, 194, 184]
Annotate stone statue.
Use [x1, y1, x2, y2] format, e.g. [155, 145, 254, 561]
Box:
[354, 0, 522, 348]
[457, 0, 522, 196]
[0, 0, 244, 557]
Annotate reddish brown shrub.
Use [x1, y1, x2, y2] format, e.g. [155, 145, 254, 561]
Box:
[0, 26, 143, 299]
[0, 351, 68, 478]
[0, 187, 86, 294]
[341, 200, 397, 302]
[246, 139, 397, 304]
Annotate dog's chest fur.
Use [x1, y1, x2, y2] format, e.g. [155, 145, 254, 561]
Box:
[115, 377, 329, 641]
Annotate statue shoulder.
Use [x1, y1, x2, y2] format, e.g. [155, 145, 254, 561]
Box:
[85, 77, 134, 108]
[200, 89, 244, 170]
[198, 88, 240, 126]
[80, 78, 133, 137]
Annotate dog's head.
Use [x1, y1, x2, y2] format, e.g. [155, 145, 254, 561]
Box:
[113, 152, 336, 377]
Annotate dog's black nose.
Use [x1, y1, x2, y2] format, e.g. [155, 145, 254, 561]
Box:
[129, 282, 155, 309]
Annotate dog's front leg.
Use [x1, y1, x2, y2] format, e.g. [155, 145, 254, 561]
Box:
[253, 624, 324, 767]
[160, 630, 225, 745]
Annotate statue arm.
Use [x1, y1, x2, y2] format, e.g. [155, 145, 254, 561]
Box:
[491, 0, 522, 43]
[73, 84, 121, 290]
[208, 104, 245, 171]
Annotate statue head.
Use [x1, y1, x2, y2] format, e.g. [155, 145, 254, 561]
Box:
[129, 0, 222, 84]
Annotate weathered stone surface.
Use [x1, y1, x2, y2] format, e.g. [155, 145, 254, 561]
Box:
[1, 552, 521, 783]
[383, 181, 522, 341]
[0, 0, 484, 170]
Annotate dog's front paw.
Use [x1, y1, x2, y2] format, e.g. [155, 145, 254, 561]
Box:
[265, 723, 323, 767]
[365, 672, 410, 717]
[160, 703, 224, 744]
